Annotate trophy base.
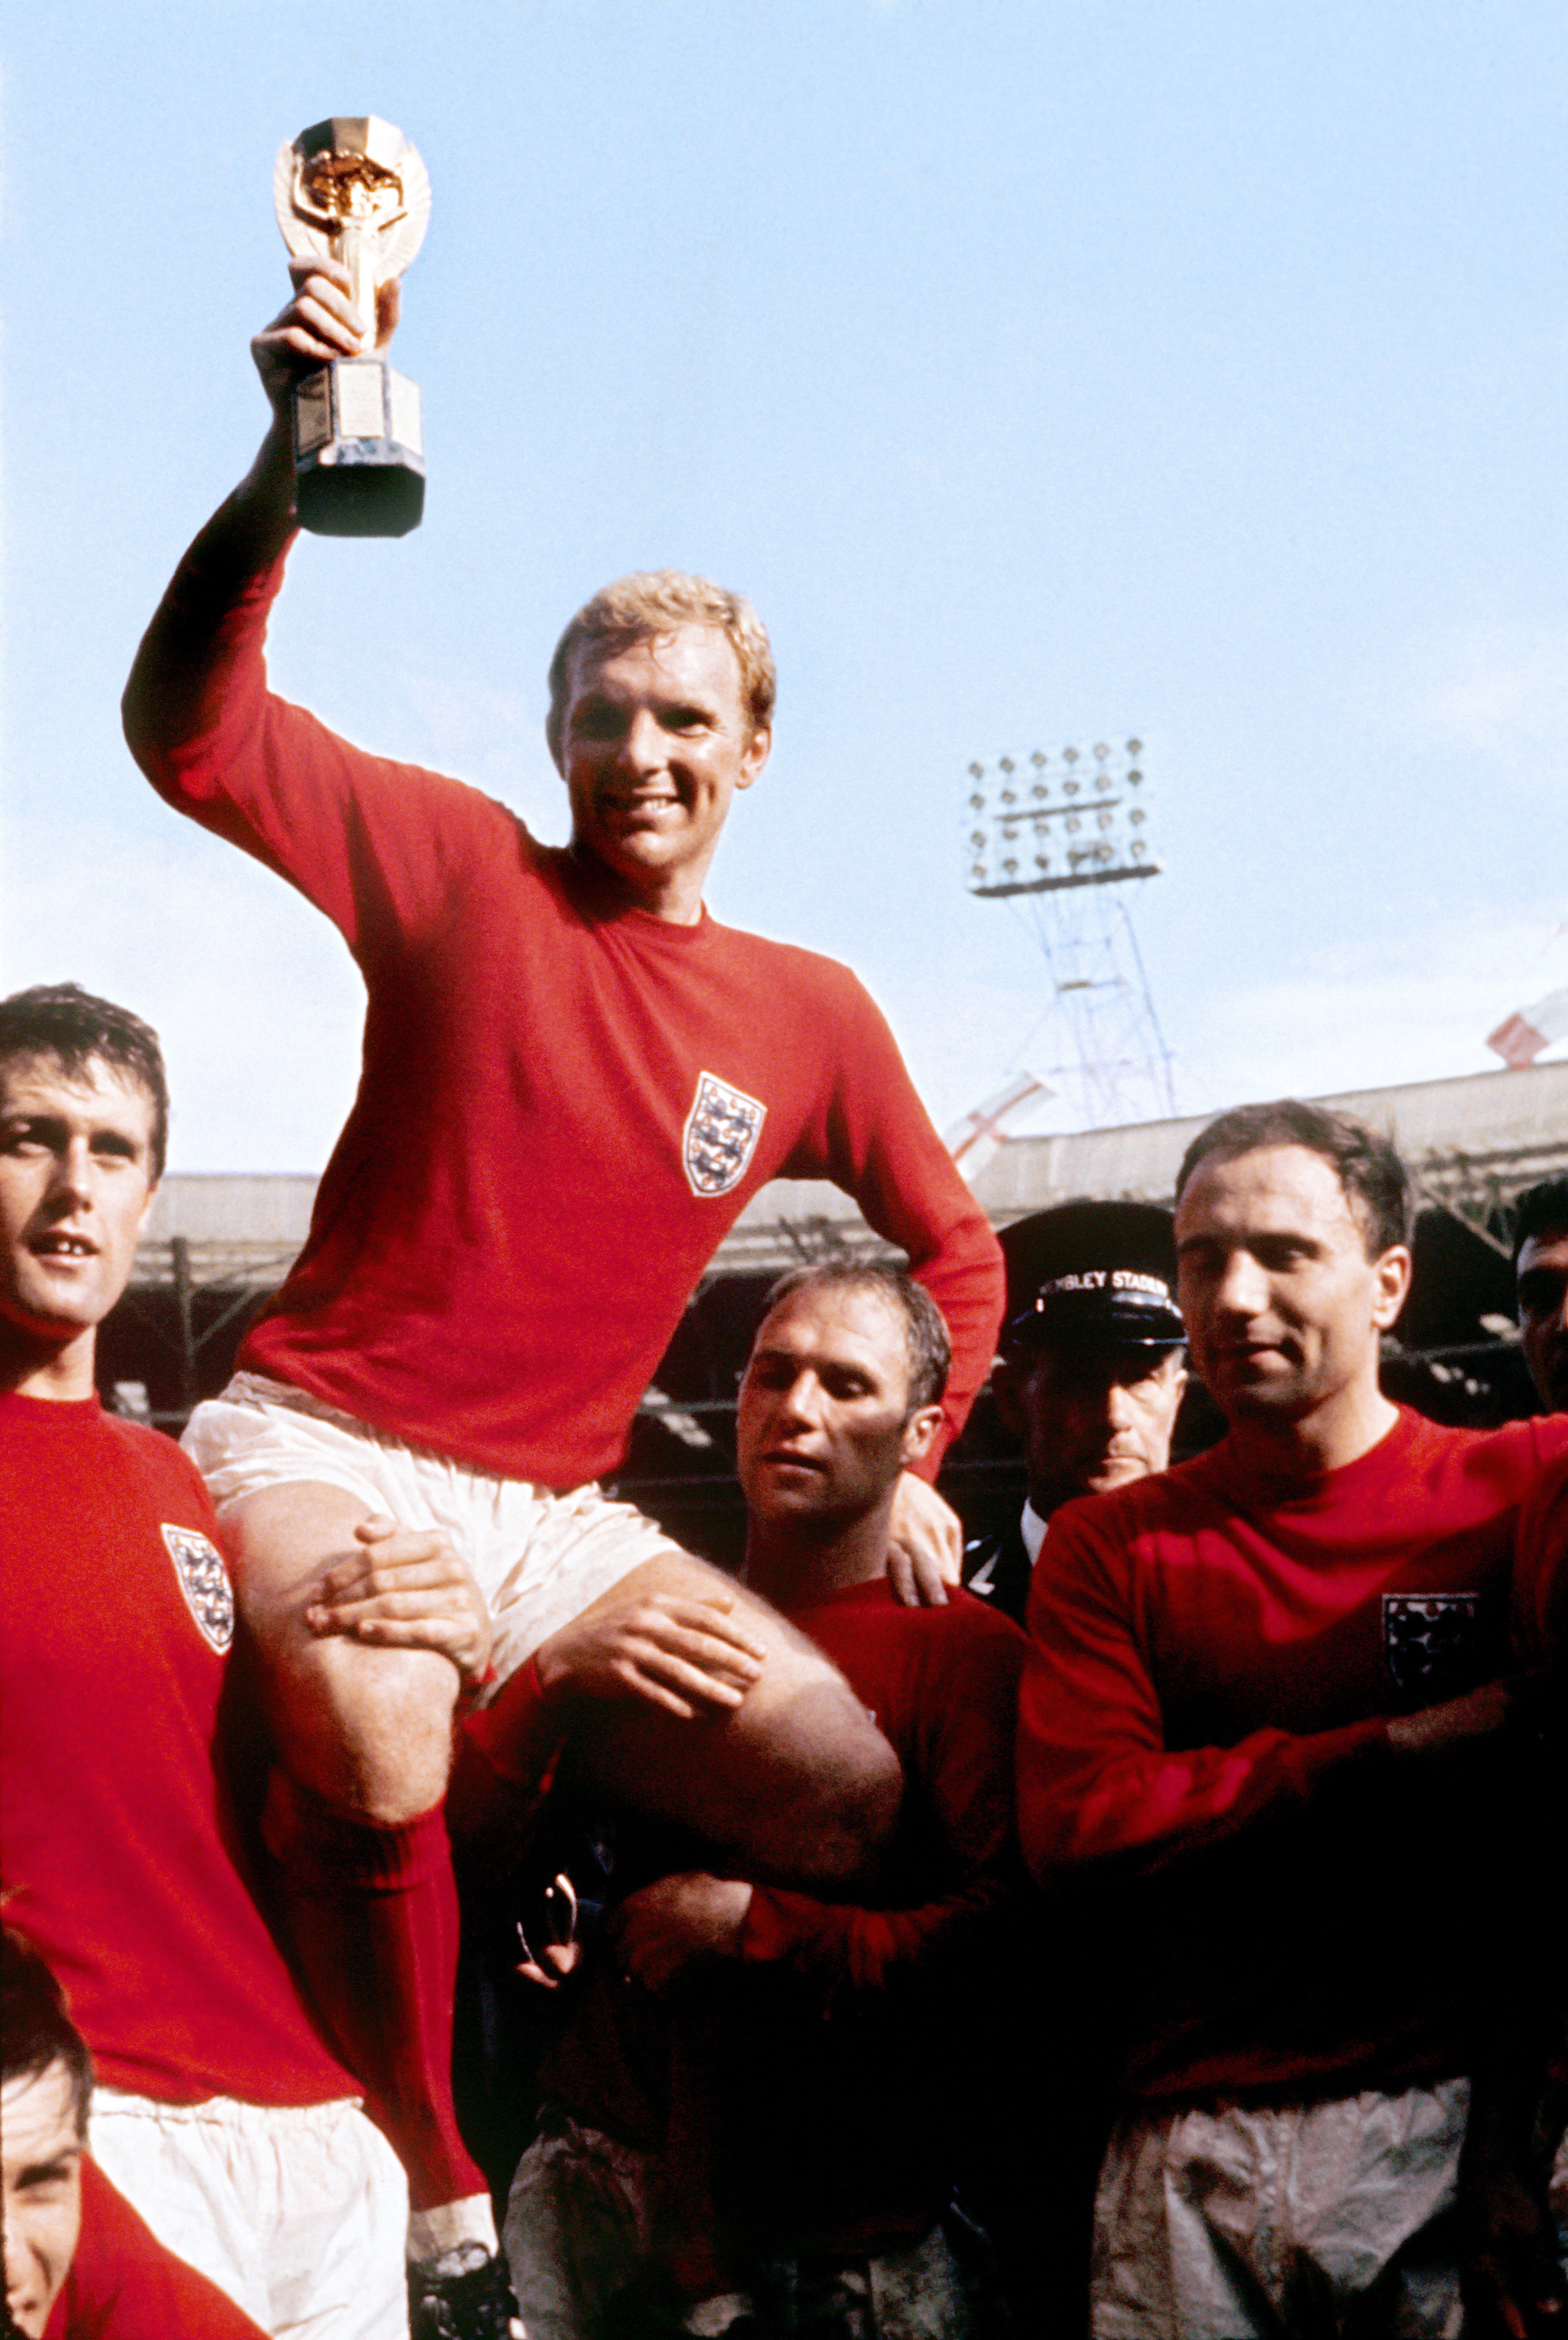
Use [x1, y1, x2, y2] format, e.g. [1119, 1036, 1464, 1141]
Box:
[296, 445, 426, 538]
[292, 358, 425, 538]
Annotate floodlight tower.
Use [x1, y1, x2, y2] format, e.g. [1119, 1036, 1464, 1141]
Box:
[962, 735, 1177, 1128]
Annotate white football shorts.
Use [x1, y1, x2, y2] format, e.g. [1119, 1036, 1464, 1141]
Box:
[90, 2087, 409, 2338]
[182, 1372, 683, 1690]
[1091, 2078, 1568, 2340]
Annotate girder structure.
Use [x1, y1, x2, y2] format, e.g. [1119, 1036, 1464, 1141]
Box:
[1410, 1137, 1568, 1258]
[1013, 882, 1178, 1128]
[961, 733, 1176, 1131]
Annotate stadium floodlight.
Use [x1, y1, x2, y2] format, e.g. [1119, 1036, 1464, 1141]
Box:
[960, 732, 1176, 1129]
[962, 737, 1157, 898]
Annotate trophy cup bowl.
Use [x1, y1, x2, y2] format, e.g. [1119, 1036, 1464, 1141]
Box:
[274, 116, 431, 537]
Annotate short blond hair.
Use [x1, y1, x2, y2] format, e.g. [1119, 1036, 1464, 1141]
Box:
[761, 1263, 951, 1417]
[546, 571, 776, 767]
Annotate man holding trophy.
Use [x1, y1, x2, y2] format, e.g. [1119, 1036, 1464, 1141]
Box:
[122, 116, 1003, 2340]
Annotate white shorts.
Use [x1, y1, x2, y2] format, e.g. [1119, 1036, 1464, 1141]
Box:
[503, 2116, 989, 2339]
[183, 1373, 683, 1689]
[90, 2086, 409, 2338]
[502, 2117, 655, 2339]
[1091, 2080, 1568, 2340]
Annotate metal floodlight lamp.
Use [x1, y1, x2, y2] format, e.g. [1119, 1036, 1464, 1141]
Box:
[961, 734, 1159, 898]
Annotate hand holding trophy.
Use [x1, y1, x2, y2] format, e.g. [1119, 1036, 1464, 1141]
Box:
[273, 117, 431, 537]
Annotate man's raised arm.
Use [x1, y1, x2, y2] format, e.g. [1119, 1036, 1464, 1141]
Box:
[122, 256, 392, 801]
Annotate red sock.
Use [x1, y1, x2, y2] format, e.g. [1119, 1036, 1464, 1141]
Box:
[261, 1768, 488, 2216]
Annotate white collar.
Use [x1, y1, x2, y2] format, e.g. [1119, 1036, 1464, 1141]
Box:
[1020, 1500, 1049, 1567]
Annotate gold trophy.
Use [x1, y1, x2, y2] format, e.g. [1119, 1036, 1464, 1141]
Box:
[274, 117, 431, 537]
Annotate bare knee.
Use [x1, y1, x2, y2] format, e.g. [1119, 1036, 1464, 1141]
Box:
[227, 1481, 459, 1824]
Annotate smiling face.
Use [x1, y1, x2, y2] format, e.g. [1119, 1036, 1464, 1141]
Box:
[737, 1284, 941, 1538]
[1518, 1222, 1568, 1413]
[999, 1342, 1186, 1516]
[0, 1051, 159, 1397]
[1176, 1143, 1410, 1442]
[2, 2061, 84, 2338]
[556, 625, 771, 923]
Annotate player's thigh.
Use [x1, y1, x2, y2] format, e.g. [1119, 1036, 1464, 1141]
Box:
[226, 1478, 462, 1813]
[479, 1483, 682, 1688]
[561, 1549, 902, 1886]
[1090, 2105, 1271, 2340]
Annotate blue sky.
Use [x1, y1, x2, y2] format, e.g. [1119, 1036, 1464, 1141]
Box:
[5, 1, 1566, 1169]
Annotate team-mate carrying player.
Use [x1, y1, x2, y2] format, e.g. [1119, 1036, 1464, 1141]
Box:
[478, 1265, 1025, 2337]
[122, 256, 1005, 2328]
[0, 982, 464, 2338]
[1451, 1183, 1568, 2339]
[1515, 1173, 1568, 1417]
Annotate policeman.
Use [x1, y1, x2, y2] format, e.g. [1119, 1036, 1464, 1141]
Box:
[963, 1199, 1187, 1622]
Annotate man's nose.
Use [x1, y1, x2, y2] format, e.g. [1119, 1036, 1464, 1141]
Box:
[47, 1137, 94, 1209]
[2, 2211, 28, 2294]
[1104, 1379, 1139, 1429]
[1213, 1252, 1269, 1317]
[774, 1372, 821, 1429]
[615, 709, 667, 773]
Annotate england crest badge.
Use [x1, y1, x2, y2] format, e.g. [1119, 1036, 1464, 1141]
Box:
[682, 1070, 767, 1199]
[162, 1524, 235, 1653]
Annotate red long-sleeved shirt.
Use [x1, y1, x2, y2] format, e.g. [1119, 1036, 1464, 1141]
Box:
[0, 1395, 354, 2109]
[532, 1581, 1026, 2254]
[1513, 1440, 1568, 1661]
[737, 1580, 1024, 2007]
[1018, 1407, 1568, 2101]
[122, 500, 1002, 1485]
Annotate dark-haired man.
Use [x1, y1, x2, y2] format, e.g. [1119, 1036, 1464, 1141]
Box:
[1018, 1099, 1568, 2338]
[964, 1200, 1187, 1625]
[2, 1926, 269, 2338]
[1516, 1173, 1568, 1415]
[1448, 1174, 1568, 2337]
[493, 1264, 1025, 2337]
[0, 982, 462, 2336]
[122, 252, 1003, 2302]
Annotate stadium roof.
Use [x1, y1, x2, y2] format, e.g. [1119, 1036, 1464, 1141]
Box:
[112, 1060, 1564, 1451]
[970, 1060, 1568, 1239]
[138, 1059, 1568, 1289]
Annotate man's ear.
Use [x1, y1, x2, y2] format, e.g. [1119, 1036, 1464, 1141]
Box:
[1371, 1245, 1413, 1329]
[900, 1404, 944, 1469]
[735, 726, 771, 791]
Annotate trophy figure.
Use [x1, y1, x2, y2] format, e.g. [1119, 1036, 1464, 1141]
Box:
[274, 117, 431, 537]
